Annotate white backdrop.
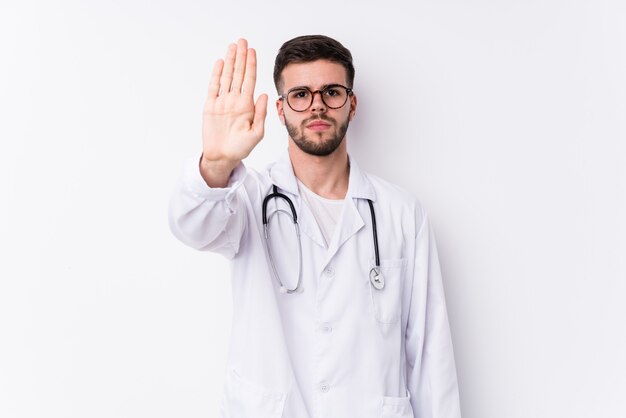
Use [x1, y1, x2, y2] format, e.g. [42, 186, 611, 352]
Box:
[1, 1, 625, 417]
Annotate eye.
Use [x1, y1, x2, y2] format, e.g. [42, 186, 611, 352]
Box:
[324, 88, 341, 97]
[290, 89, 310, 99]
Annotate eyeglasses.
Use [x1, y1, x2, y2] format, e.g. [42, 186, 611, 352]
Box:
[279, 84, 353, 112]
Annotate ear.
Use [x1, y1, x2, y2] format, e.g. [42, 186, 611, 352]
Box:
[348, 93, 357, 121]
[276, 98, 286, 125]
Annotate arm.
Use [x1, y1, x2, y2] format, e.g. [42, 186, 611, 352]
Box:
[168, 39, 267, 257]
[405, 211, 462, 417]
[168, 156, 247, 258]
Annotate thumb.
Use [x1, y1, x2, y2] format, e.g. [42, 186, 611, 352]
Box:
[252, 93, 268, 137]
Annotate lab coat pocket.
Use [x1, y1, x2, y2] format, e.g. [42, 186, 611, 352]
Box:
[222, 367, 287, 418]
[369, 258, 407, 324]
[381, 395, 414, 418]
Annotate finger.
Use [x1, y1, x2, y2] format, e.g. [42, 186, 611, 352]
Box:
[242, 48, 257, 96]
[230, 38, 248, 93]
[207, 59, 224, 99]
[252, 93, 268, 139]
[219, 43, 236, 94]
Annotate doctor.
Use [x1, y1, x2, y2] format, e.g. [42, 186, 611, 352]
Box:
[169, 35, 461, 418]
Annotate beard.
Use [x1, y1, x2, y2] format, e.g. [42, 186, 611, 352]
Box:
[284, 114, 350, 157]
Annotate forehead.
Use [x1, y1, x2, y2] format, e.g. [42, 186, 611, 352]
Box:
[281, 60, 348, 90]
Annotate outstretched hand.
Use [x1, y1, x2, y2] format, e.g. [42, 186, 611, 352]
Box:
[200, 38, 268, 187]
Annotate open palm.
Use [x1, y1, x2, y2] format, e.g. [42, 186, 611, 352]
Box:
[202, 39, 268, 164]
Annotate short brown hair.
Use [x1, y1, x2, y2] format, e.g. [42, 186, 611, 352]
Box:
[273, 35, 355, 93]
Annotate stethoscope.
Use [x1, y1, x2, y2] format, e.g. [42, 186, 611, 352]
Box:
[262, 185, 384, 294]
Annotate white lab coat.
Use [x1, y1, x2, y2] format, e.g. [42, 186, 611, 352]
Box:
[168, 151, 461, 418]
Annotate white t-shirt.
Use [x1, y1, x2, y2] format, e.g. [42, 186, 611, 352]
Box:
[296, 178, 345, 247]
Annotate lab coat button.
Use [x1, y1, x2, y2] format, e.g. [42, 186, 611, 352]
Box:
[323, 266, 335, 277]
[320, 323, 333, 334]
[319, 382, 330, 393]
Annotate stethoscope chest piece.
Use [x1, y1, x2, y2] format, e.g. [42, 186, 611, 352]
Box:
[369, 267, 385, 290]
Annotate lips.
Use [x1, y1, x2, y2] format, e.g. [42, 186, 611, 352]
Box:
[306, 120, 332, 130]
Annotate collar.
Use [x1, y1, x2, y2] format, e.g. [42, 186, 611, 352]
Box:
[267, 150, 377, 201]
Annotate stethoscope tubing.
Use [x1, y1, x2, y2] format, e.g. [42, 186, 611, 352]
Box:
[263, 185, 297, 224]
[262, 185, 383, 293]
[366, 199, 380, 268]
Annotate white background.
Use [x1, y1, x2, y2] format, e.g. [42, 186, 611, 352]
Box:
[1, 0, 625, 417]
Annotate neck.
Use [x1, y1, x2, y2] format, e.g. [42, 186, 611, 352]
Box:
[288, 139, 350, 200]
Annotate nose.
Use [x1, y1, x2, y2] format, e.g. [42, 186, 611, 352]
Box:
[309, 90, 327, 112]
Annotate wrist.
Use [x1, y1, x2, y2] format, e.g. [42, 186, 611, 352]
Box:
[199, 154, 240, 188]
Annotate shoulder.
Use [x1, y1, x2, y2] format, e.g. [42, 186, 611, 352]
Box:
[366, 171, 415, 204]
[363, 171, 429, 234]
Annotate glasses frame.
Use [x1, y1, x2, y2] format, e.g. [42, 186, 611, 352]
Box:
[279, 84, 353, 112]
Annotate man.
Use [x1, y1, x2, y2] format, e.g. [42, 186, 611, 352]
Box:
[169, 35, 461, 418]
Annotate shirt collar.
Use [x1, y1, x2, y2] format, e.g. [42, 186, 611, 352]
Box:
[267, 150, 377, 201]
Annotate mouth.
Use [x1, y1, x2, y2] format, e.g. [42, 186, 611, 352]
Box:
[306, 120, 332, 131]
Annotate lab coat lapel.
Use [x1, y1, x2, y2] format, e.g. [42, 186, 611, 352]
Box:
[322, 157, 377, 266]
[324, 198, 364, 265]
[268, 152, 326, 248]
[298, 202, 328, 248]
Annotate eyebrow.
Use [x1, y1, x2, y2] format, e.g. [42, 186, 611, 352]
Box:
[287, 83, 345, 91]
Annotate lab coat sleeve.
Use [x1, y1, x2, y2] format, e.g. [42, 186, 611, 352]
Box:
[168, 155, 248, 259]
[405, 210, 461, 418]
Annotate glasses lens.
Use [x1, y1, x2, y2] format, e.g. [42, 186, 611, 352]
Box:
[287, 89, 312, 112]
[321, 86, 348, 109]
